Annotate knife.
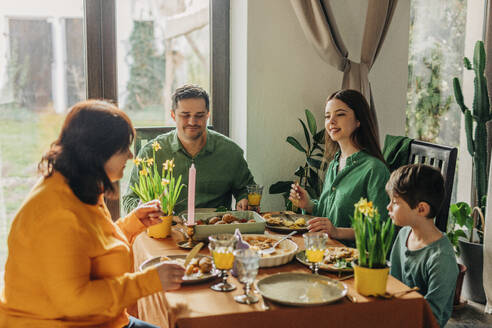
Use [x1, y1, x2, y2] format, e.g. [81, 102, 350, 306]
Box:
[183, 242, 204, 267]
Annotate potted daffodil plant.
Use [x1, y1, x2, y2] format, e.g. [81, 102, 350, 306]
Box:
[131, 141, 185, 238]
[351, 198, 395, 296]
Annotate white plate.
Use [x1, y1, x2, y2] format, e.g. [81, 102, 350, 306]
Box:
[257, 273, 347, 306]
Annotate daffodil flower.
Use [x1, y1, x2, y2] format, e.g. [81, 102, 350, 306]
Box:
[161, 178, 170, 186]
[146, 158, 154, 166]
[140, 168, 148, 176]
[133, 157, 143, 167]
[152, 141, 161, 151]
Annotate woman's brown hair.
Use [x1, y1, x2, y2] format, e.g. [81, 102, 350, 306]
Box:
[38, 100, 135, 204]
[323, 89, 385, 164]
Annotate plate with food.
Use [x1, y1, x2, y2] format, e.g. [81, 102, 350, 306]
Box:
[241, 234, 298, 267]
[296, 246, 359, 272]
[139, 254, 219, 284]
[262, 211, 311, 233]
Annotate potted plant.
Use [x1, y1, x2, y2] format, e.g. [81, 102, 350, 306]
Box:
[453, 40, 490, 304]
[269, 109, 325, 211]
[131, 141, 185, 238]
[448, 202, 486, 304]
[351, 198, 395, 296]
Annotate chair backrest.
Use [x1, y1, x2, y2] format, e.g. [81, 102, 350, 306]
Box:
[134, 127, 172, 156]
[408, 140, 458, 232]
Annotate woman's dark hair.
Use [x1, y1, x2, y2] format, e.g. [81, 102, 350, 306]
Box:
[38, 100, 135, 205]
[323, 89, 385, 164]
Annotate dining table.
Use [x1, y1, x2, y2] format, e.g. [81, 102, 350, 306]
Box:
[131, 229, 439, 328]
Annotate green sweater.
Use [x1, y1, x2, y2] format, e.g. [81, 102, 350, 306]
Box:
[313, 151, 390, 246]
[390, 226, 458, 327]
[122, 129, 255, 215]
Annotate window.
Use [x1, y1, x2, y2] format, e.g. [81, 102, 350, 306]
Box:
[0, 0, 86, 271]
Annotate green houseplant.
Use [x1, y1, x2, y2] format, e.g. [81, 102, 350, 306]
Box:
[269, 109, 325, 211]
[452, 40, 490, 304]
[131, 141, 185, 238]
[351, 198, 395, 296]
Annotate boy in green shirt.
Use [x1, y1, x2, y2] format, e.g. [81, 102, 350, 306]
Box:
[386, 164, 458, 327]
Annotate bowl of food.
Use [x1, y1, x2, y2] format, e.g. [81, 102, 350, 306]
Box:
[180, 211, 266, 241]
[241, 234, 298, 267]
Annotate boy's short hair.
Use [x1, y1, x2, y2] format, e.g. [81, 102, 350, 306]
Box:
[171, 84, 209, 111]
[386, 164, 445, 218]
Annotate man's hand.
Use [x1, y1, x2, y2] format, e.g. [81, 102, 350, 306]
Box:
[307, 217, 337, 238]
[236, 198, 249, 211]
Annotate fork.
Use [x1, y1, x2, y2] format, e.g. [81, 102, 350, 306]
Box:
[259, 231, 296, 256]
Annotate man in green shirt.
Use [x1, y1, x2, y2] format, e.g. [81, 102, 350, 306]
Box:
[122, 85, 255, 215]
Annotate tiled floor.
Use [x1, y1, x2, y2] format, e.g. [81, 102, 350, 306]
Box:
[446, 300, 492, 327]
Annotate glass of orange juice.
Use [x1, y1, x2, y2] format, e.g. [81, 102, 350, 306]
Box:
[303, 232, 328, 274]
[209, 233, 237, 292]
[247, 184, 263, 213]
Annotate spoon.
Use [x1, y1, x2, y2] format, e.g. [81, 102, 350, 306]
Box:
[259, 231, 296, 255]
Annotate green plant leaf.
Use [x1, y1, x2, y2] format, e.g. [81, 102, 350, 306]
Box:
[269, 181, 293, 194]
[299, 119, 311, 150]
[286, 136, 306, 153]
[307, 158, 322, 169]
[305, 109, 317, 136]
[313, 129, 325, 144]
[294, 166, 304, 177]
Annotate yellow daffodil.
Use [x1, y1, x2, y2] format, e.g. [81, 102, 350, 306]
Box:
[152, 141, 161, 152]
[146, 158, 154, 166]
[139, 168, 148, 176]
[163, 159, 175, 171]
[355, 198, 375, 217]
[161, 178, 170, 186]
[133, 157, 143, 167]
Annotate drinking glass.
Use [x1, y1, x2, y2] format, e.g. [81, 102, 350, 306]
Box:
[233, 249, 260, 304]
[247, 184, 263, 213]
[209, 233, 237, 292]
[303, 232, 328, 274]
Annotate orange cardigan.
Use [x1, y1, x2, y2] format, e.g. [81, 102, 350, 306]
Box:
[0, 172, 162, 327]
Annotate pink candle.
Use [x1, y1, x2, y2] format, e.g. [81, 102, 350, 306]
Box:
[187, 163, 196, 225]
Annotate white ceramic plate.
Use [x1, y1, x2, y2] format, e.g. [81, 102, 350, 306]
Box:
[257, 273, 347, 306]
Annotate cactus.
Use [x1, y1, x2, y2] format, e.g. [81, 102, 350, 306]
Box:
[453, 40, 492, 212]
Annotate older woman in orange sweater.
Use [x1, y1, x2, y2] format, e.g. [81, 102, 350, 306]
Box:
[0, 100, 184, 328]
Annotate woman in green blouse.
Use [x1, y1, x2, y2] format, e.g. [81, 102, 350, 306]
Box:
[290, 89, 390, 244]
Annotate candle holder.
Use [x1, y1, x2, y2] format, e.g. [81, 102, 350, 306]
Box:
[175, 222, 199, 249]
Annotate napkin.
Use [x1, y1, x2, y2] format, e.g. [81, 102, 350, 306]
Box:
[232, 229, 249, 277]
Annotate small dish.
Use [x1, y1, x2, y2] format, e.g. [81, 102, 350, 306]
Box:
[296, 247, 358, 272]
[242, 234, 298, 267]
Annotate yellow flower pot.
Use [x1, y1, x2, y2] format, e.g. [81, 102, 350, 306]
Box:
[147, 216, 173, 238]
[353, 262, 389, 296]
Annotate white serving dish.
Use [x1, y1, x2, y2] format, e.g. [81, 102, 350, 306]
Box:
[241, 234, 298, 268]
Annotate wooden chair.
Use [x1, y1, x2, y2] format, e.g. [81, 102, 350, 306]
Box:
[408, 140, 458, 232]
[134, 127, 172, 156]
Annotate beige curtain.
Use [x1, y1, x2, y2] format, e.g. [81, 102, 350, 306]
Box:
[484, 0, 492, 315]
[290, 0, 398, 146]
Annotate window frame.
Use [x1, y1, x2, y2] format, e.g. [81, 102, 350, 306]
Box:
[84, 0, 229, 218]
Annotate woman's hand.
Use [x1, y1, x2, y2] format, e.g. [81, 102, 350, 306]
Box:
[289, 184, 312, 212]
[307, 217, 337, 238]
[236, 198, 248, 211]
[154, 261, 185, 291]
[134, 200, 163, 227]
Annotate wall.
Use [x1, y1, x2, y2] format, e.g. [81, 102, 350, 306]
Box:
[231, 0, 411, 211]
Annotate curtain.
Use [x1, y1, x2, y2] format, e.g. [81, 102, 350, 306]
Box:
[290, 0, 398, 146]
[484, 0, 492, 314]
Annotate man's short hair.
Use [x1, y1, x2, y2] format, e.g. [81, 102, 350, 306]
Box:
[385, 164, 445, 218]
[171, 84, 209, 111]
